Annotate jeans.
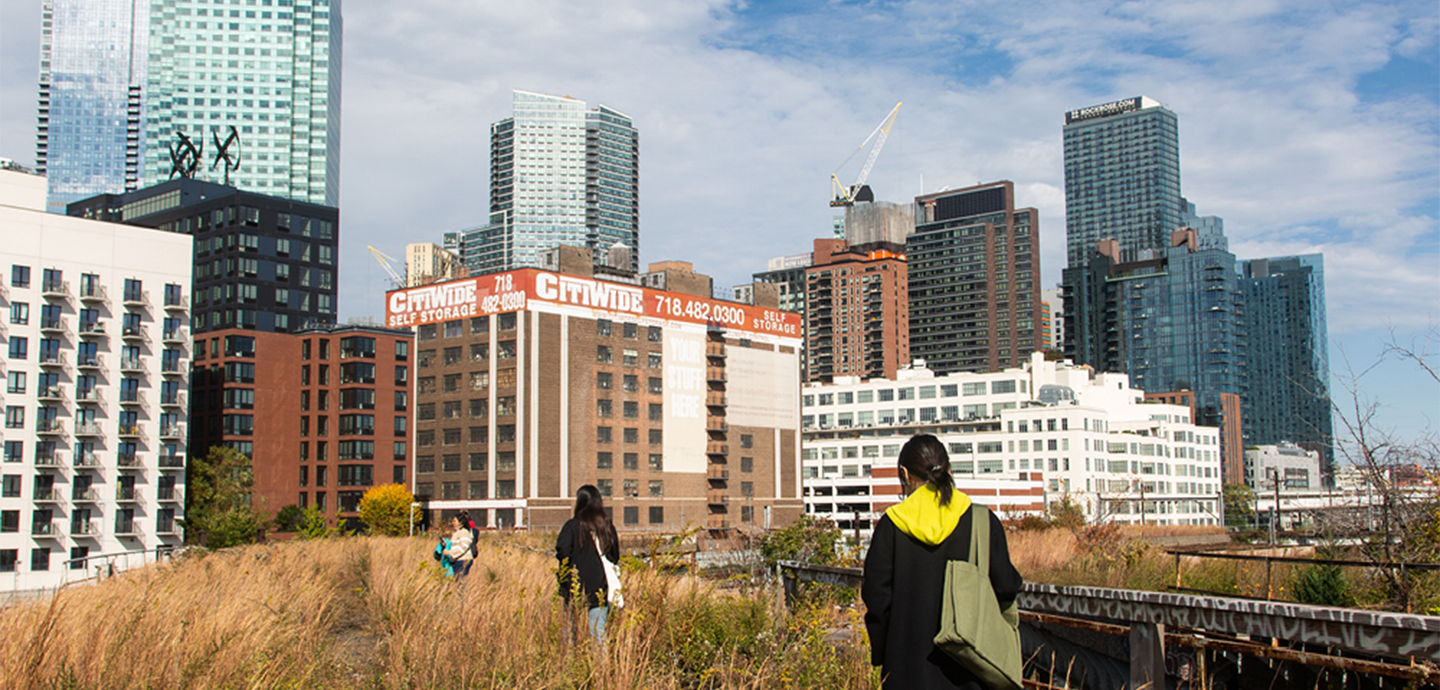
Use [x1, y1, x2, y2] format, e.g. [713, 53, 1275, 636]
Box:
[587, 605, 608, 642]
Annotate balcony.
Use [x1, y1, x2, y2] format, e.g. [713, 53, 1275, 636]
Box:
[35, 452, 64, 468]
[114, 521, 142, 538]
[706, 367, 727, 382]
[706, 342, 726, 358]
[36, 419, 64, 435]
[72, 520, 100, 537]
[73, 452, 101, 469]
[706, 392, 727, 407]
[706, 442, 728, 456]
[706, 416, 728, 432]
[117, 453, 142, 469]
[162, 328, 185, 344]
[122, 290, 148, 308]
[73, 488, 101, 502]
[122, 324, 147, 341]
[120, 357, 144, 373]
[32, 521, 58, 536]
[163, 294, 188, 311]
[159, 425, 183, 441]
[77, 354, 104, 370]
[116, 486, 140, 502]
[120, 391, 146, 407]
[706, 516, 730, 531]
[156, 522, 179, 536]
[78, 320, 106, 338]
[40, 316, 67, 335]
[161, 361, 184, 376]
[707, 491, 730, 506]
[161, 393, 185, 408]
[33, 487, 62, 503]
[74, 422, 104, 436]
[158, 454, 184, 469]
[158, 486, 179, 502]
[118, 425, 142, 439]
[707, 465, 729, 481]
[79, 283, 107, 303]
[41, 279, 70, 299]
[39, 352, 66, 368]
[37, 386, 64, 403]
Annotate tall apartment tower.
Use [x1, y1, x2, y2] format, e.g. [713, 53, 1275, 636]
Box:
[479, 90, 639, 275]
[908, 182, 1043, 374]
[1063, 223, 1247, 469]
[1241, 255, 1333, 478]
[1063, 97, 1183, 267]
[802, 239, 908, 383]
[1, 168, 193, 590]
[66, 179, 339, 334]
[141, 0, 342, 205]
[35, 0, 150, 213]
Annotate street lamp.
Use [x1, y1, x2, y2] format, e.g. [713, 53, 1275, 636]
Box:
[409, 502, 421, 537]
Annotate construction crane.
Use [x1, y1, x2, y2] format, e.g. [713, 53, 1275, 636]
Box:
[368, 245, 407, 289]
[830, 102, 902, 207]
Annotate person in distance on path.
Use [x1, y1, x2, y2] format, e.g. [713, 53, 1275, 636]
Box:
[862, 434, 1023, 689]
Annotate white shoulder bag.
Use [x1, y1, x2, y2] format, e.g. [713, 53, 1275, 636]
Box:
[592, 534, 625, 609]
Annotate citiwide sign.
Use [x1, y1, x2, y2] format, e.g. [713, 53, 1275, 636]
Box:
[385, 269, 802, 339]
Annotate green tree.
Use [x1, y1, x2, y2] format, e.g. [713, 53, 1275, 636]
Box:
[294, 507, 336, 540]
[358, 484, 420, 536]
[1222, 483, 1255, 528]
[759, 515, 844, 569]
[274, 504, 305, 532]
[180, 446, 267, 548]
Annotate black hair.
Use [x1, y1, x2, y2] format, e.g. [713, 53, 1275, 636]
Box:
[573, 484, 612, 552]
[898, 434, 955, 507]
[456, 510, 470, 527]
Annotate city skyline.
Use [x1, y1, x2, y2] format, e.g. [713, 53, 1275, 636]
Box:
[1, 0, 1434, 437]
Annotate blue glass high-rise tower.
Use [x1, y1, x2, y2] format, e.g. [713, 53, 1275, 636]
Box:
[1241, 255, 1333, 477]
[141, 0, 342, 205]
[36, 0, 341, 211]
[476, 90, 638, 275]
[35, 0, 150, 213]
[1063, 97, 1183, 267]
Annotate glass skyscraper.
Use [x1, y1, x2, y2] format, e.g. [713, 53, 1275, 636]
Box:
[479, 90, 638, 275]
[1063, 96, 1183, 267]
[35, 0, 150, 213]
[1241, 255, 1333, 476]
[141, 0, 341, 205]
[36, 0, 341, 212]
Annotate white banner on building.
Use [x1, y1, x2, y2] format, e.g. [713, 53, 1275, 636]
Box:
[663, 328, 708, 473]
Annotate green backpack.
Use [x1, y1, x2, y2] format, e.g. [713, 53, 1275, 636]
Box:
[933, 504, 1023, 690]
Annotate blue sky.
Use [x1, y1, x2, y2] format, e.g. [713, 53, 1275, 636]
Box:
[1, 0, 1436, 449]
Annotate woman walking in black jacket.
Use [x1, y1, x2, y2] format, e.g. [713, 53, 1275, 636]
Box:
[862, 434, 1024, 689]
[556, 484, 620, 642]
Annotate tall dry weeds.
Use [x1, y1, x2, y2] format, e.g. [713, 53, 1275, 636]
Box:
[0, 536, 878, 690]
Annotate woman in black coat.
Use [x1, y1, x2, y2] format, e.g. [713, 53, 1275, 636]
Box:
[555, 484, 620, 641]
[862, 434, 1024, 689]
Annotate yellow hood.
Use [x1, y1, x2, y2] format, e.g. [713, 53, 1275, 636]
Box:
[885, 484, 972, 546]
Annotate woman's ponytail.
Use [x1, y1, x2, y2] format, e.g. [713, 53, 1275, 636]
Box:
[898, 434, 954, 507]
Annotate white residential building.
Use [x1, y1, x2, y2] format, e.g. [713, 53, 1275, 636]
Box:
[1245, 443, 1322, 491]
[802, 353, 1224, 537]
[1, 168, 193, 591]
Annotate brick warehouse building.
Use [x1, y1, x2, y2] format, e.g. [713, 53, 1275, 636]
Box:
[388, 262, 805, 532]
[189, 324, 413, 526]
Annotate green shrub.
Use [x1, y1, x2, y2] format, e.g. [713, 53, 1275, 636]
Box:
[1290, 562, 1354, 607]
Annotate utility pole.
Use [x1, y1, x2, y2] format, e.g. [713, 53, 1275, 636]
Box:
[1269, 468, 1280, 546]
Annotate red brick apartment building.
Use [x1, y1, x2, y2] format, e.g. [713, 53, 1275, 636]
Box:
[189, 324, 413, 526]
[803, 238, 908, 383]
[387, 258, 806, 533]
